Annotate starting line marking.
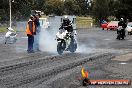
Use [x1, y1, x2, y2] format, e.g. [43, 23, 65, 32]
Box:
[119, 62, 127, 65]
[104, 39, 112, 40]
[127, 40, 132, 41]
[20, 37, 28, 39]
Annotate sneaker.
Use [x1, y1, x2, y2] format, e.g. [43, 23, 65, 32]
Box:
[27, 50, 34, 53]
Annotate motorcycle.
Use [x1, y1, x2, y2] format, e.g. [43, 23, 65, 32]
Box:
[5, 27, 17, 44]
[116, 26, 125, 40]
[56, 29, 77, 55]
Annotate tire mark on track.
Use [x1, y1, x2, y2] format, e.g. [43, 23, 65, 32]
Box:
[0, 53, 87, 76]
[0, 53, 115, 88]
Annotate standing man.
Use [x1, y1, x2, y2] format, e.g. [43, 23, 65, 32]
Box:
[26, 15, 35, 53]
[33, 14, 41, 51]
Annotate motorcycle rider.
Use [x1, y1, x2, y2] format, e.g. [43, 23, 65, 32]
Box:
[117, 18, 127, 38]
[59, 16, 75, 50]
[59, 16, 73, 33]
[56, 16, 77, 54]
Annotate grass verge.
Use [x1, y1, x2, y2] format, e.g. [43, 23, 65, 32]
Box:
[0, 26, 24, 33]
[76, 16, 93, 29]
[0, 27, 7, 33]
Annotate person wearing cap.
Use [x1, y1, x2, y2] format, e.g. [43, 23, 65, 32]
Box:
[26, 15, 35, 53]
[33, 14, 41, 51]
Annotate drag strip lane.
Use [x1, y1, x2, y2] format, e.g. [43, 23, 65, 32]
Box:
[0, 53, 86, 74]
[0, 53, 114, 88]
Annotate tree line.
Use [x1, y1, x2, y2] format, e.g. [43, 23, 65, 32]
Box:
[0, 0, 132, 22]
[92, 0, 132, 22]
[0, 0, 91, 21]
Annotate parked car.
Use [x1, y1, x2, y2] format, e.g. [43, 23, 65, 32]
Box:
[107, 21, 119, 30]
[39, 18, 50, 29]
[126, 22, 132, 35]
[101, 22, 109, 30]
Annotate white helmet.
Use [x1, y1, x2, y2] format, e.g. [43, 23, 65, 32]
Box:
[120, 18, 124, 21]
[63, 15, 70, 23]
[64, 15, 68, 19]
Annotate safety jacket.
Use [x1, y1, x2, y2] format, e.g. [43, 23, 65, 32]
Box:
[26, 19, 35, 35]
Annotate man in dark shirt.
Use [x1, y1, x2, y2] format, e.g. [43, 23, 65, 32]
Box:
[33, 14, 41, 51]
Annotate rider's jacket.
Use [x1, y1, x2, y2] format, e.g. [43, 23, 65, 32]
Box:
[118, 21, 127, 29]
[59, 21, 73, 33]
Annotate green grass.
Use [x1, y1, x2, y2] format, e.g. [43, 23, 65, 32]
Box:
[0, 16, 93, 32]
[41, 15, 48, 18]
[0, 26, 24, 33]
[0, 27, 7, 32]
[76, 16, 93, 29]
[42, 15, 94, 29]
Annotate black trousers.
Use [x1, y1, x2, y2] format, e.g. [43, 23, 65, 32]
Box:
[27, 35, 34, 51]
[117, 29, 125, 36]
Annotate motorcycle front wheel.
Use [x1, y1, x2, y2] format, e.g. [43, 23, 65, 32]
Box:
[57, 41, 66, 55]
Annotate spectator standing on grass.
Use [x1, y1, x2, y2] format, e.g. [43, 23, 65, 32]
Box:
[26, 15, 35, 53]
[33, 14, 41, 51]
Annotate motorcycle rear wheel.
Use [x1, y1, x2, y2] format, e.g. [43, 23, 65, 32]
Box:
[69, 38, 77, 53]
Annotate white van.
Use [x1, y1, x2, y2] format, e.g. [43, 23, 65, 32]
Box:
[39, 18, 50, 29]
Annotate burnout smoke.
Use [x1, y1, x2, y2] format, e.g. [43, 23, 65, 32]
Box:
[76, 39, 96, 54]
[39, 28, 57, 53]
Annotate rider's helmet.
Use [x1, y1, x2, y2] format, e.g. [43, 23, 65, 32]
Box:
[63, 15, 70, 24]
[120, 18, 124, 21]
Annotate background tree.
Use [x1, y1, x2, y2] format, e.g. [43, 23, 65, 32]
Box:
[92, 0, 132, 23]
[76, 0, 90, 15]
[1, 0, 132, 22]
[114, 0, 132, 21]
[64, 0, 80, 15]
[92, 0, 110, 23]
[44, 0, 64, 15]
[0, 0, 10, 21]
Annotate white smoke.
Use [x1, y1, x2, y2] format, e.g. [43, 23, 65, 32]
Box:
[39, 28, 57, 53]
[76, 43, 92, 54]
[39, 28, 97, 54]
[76, 38, 97, 54]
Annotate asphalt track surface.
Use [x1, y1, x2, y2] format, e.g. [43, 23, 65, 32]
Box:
[0, 28, 132, 88]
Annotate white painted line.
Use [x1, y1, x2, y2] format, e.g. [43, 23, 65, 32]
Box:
[104, 39, 112, 40]
[127, 40, 132, 41]
[119, 62, 127, 65]
[21, 37, 28, 39]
